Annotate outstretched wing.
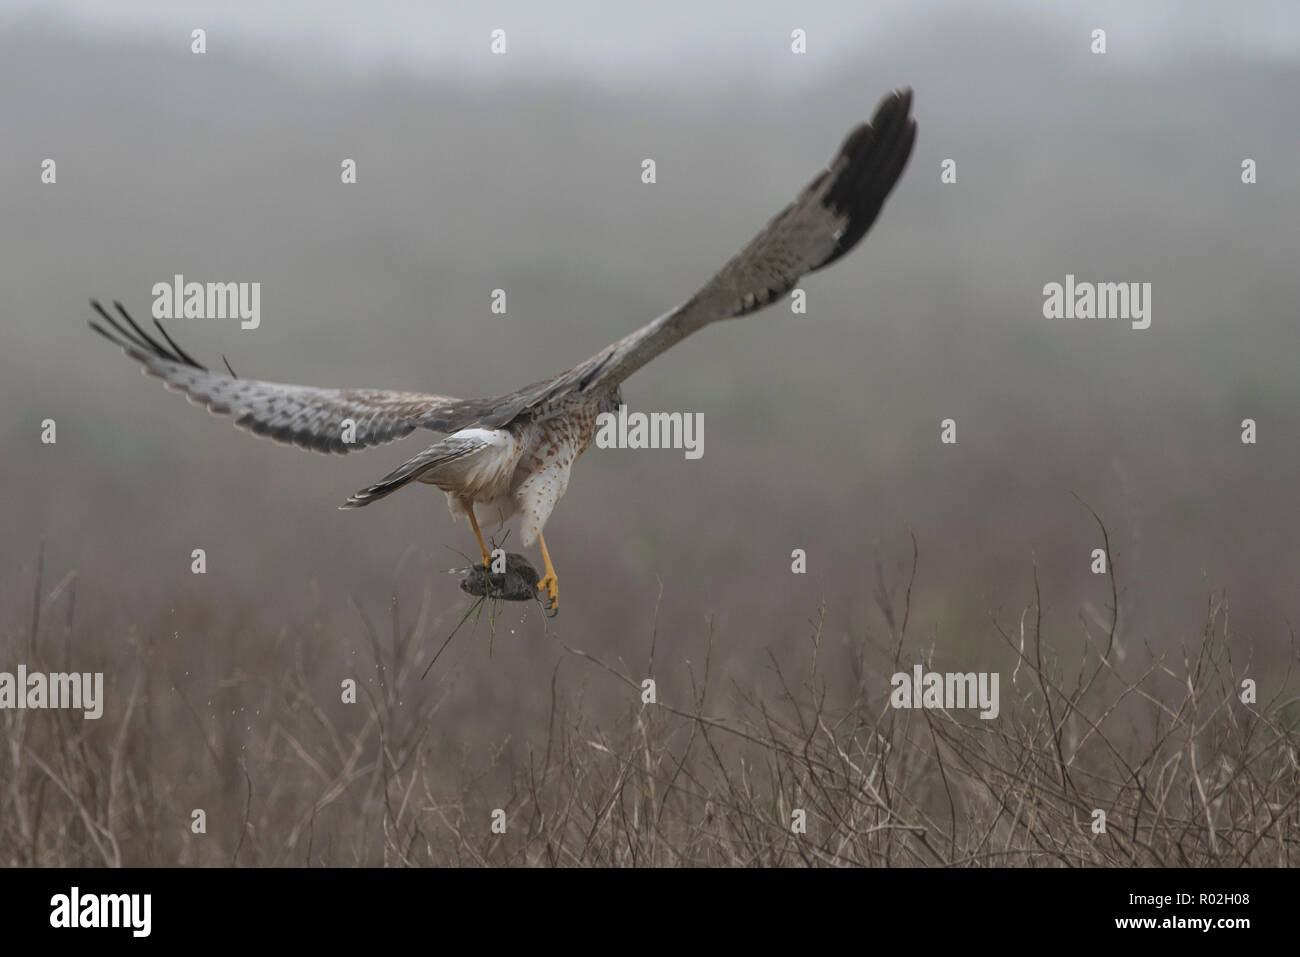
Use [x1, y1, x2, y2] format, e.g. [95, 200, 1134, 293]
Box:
[89, 301, 498, 453]
[94, 89, 914, 442]
[472, 87, 917, 428]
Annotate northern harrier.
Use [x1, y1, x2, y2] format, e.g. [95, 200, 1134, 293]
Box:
[91, 89, 916, 611]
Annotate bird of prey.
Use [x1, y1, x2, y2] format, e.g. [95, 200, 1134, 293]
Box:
[91, 89, 916, 612]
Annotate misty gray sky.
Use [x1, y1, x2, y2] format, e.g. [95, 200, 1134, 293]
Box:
[3, 0, 1298, 702]
[5, 0, 1299, 85]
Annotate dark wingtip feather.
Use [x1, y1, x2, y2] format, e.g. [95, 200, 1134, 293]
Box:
[113, 300, 174, 360]
[91, 299, 151, 352]
[88, 319, 124, 346]
[153, 318, 207, 371]
[815, 86, 917, 271]
[90, 299, 209, 372]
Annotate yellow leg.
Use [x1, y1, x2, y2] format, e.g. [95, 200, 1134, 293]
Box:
[536, 532, 559, 610]
[465, 505, 491, 567]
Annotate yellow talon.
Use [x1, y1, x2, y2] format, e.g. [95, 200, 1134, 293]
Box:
[536, 573, 559, 609]
[466, 503, 491, 567]
[536, 532, 559, 610]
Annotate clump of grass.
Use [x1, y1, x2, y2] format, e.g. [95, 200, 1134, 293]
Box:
[3, 526, 1297, 866]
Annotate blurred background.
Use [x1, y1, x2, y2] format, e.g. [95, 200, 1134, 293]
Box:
[2, 0, 1298, 758]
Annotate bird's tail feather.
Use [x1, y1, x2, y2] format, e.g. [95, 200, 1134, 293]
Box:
[338, 436, 485, 509]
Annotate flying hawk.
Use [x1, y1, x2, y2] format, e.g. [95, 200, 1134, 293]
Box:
[91, 89, 916, 612]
